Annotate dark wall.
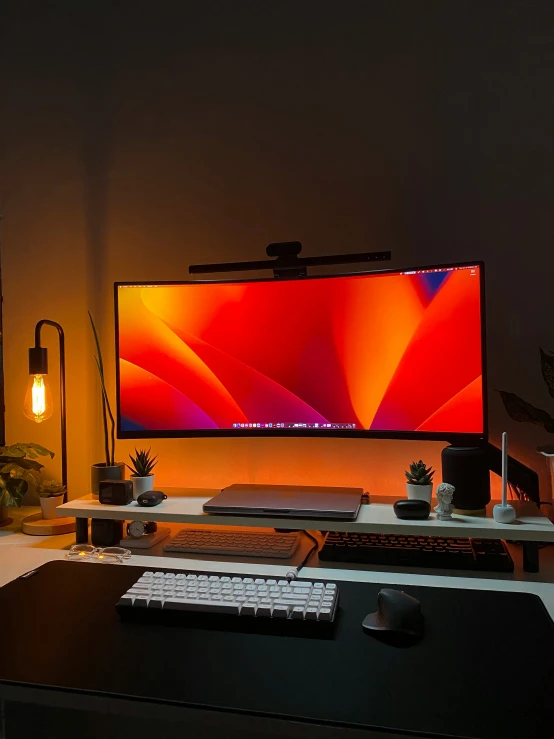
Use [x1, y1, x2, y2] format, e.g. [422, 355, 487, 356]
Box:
[2, 1, 554, 495]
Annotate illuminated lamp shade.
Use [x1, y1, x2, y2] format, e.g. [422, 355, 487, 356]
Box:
[24, 373, 53, 423]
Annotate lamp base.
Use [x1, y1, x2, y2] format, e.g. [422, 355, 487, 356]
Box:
[21, 512, 76, 536]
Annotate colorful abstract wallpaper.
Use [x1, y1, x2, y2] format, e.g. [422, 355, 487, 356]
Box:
[117, 266, 484, 435]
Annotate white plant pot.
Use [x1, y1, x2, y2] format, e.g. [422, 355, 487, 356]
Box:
[131, 475, 155, 500]
[406, 483, 433, 505]
[40, 495, 65, 520]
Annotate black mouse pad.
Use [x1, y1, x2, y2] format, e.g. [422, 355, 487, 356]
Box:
[1, 560, 553, 739]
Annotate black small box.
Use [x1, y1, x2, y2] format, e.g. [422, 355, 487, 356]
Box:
[91, 518, 125, 547]
[98, 480, 133, 506]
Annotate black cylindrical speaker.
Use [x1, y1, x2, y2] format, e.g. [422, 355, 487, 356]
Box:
[441, 446, 490, 512]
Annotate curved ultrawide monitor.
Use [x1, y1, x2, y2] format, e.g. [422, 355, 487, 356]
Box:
[115, 261, 487, 442]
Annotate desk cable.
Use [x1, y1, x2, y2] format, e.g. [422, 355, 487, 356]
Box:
[285, 530, 321, 581]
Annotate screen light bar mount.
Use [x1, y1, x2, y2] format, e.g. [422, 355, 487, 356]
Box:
[189, 242, 392, 279]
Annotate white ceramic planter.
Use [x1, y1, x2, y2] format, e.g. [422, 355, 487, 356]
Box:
[40, 495, 64, 520]
[131, 474, 155, 499]
[406, 483, 433, 505]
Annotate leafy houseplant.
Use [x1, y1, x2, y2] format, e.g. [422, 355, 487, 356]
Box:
[499, 348, 554, 434]
[0, 443, 55, 527]
[89, 312, 124, 496]
[499, 347, 554, 499]
[405, 460, 435, 504]
[0, 443, 55, 507]
[127, 448, 158, 499]
[36, 480, 67, 520]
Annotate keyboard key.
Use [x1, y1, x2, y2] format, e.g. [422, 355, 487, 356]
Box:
[241, 603, 257, 616]
[291, 606, 305, 619]
[165, 598, 239, 614]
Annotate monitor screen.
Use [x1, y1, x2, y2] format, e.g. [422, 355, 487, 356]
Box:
[115, 262, 486, 441]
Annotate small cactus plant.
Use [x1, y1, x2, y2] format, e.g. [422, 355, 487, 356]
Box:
[405, 460, 435, 486]
[126, 448, 158, 478]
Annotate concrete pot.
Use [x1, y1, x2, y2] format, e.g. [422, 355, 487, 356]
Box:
[0, 505, 13, 527]
[406, 483, 433, 505]
[40, 495, 65, 520]
[131, 474, 155, 500]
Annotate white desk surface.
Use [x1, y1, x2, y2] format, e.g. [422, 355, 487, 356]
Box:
[58, 489, 554, 542]
[2, 542, 554, 620]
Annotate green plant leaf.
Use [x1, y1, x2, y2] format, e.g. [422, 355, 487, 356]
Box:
[0, 456, 44, 472]
[498, 390, 554, 430]
[2, 446, 25, 457]
[540, 348, 554, 399]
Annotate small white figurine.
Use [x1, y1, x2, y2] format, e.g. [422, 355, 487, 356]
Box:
[435, 483, 455, 520]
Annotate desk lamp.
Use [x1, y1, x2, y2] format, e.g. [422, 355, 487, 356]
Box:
[23, 320, 74, 534]
[493, 432, 517, 523]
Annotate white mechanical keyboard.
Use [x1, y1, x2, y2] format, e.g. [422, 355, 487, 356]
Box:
[117, 570, 339, 623]
[163, 528, 302, 559]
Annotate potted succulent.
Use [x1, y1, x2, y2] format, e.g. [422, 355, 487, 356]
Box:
[0, 442, 55, 526]
[500, 347, 554, 500]
[127, 448, 158, 499]
[89, 312, 125, 497]
[405, 460, 435, 504]
[37, 480, 67, 520]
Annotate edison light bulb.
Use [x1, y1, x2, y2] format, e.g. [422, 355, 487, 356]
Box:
[24, 374, 53, 423]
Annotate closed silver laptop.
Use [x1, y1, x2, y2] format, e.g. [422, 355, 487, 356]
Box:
[203, 484, 363, 520]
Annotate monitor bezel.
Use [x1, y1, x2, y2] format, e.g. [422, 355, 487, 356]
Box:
[114, 260, 488, 444]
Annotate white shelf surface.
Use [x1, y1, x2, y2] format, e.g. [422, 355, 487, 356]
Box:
[57, 488, 554, 542]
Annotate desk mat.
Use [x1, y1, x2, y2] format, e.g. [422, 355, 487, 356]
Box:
[0, 561, 552, 739]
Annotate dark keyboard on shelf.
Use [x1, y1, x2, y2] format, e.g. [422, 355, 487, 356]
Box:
[319, 532, 514, 573]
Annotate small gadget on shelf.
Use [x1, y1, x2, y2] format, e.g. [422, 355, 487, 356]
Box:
[98, 480, 133, 505]
[319, 532, 514, 572]
[203, 484, 362, 520]
[91, 518, 124, 546]
[137, 490, 167, 507]
[362, 588, 424, 645]
[393, 499, 430, 520]
[127, 520, 157, 538]
[163, 528, 302, 559]
[493, 432, 517, 523]
[116, 570, 339, 626]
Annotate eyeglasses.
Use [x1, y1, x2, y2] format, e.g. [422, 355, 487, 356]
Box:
[66, 544, 132, 563]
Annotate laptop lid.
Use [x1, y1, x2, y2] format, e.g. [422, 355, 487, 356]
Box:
[203, 484, 363, 520]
